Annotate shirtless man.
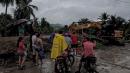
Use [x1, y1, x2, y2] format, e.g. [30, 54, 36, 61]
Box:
[36, 33, 44, 65]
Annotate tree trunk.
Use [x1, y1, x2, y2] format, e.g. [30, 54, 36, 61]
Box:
[1, 30, 5, 37]
[5, 4, 8, 14]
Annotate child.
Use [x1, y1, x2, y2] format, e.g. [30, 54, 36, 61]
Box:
[17, 37, 26, 69]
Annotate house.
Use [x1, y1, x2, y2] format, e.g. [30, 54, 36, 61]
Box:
[6, 19, 34, 36]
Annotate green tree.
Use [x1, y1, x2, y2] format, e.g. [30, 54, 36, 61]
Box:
[123, 20, 130, 40]
[102, 15, 116, 36]
[40, 17, 54, 34]
[128, 20, 130, 33]
[62, 25, 69, 33]
[108, 15, 126, 30]
[0, 13, 13, 36]
[108, 15, 117, 25]
[116, 16, 125, 28]
[99, 12, 109, 25]
[125, 20, 130, 33]
[104, 15, 127, 36]
[14, 0, 38, 20]
[0, 0, 14, 14]
[41, 18, 50, 28]
[78, 18, 90, 24]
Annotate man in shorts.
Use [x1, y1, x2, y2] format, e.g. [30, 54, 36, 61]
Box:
[36, 33, 44, 65]
[32, 32, 39, 65]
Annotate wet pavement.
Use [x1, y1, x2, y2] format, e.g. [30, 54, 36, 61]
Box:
[1, 44, 130, 73]
[96, 44, 130, 73]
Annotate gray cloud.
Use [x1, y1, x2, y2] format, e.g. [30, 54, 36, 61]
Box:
[0, 0, 130, 24]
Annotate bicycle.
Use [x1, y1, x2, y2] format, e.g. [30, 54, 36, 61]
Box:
[55, 49, 75, 73]
[75, 57, 98, 73]
[76, 57, 98, 73]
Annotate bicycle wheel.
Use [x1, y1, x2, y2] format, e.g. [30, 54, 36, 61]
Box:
[55, 58, 66, 73]
[67, 55, 75, 66]
[90, 63, 99, 73]
[84, 61, 89, 73]
[84, 59, 98, 73]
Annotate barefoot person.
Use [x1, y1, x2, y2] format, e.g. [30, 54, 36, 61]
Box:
[32, 32, 39, 65]
[36, 33, 44, 65]
[17, 37, 26, 69]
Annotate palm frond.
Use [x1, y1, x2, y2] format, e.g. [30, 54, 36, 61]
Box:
[14, 0, 38, 20]
[29, 5, 38, 10]
[27, 0, 32, 4]
[29, 7, 36, 18]
[0, 0, 14, 6]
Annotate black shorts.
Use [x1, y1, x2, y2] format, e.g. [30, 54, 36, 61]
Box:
[71, 44, 78, 48]
[80, 56, 97, 63]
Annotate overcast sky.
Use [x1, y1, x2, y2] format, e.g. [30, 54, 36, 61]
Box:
[0, 0, 130, 25]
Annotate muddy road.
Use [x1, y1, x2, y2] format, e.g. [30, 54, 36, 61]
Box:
[0, 44, 130, 73]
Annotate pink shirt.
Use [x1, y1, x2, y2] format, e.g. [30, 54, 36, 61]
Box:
[17, 41, 25, 53]
[71, 35, 78, 44]
[83, 41, 96, 57]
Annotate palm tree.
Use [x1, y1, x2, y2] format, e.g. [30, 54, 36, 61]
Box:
[40, 17, 53, 34]
[0, 13, 13, 36]
[41, 18, 50, 28]
[109, 15, 116, 25]
[99, 12, 109, 25]
[0, 0, 14, 14]
[116, 16, 125, 29]
[14, 0, 38, 20]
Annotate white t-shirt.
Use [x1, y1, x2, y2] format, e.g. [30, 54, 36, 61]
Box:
[32, 35, 37, 46]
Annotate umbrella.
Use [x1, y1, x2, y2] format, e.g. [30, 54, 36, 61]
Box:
[15, 19, 28, 25]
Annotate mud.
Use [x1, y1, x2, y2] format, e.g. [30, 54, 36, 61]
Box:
[0, 44, 130, 73]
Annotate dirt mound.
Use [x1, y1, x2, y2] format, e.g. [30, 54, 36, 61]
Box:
[0, 36, 49, 53]
[0, 37, 18, 52]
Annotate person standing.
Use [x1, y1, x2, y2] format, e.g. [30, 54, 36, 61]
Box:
[31, 32, 38, 65]
[64, 33, 72, 49]
[36, 33, 44, 65]
[71, 32, 78, 55]
[17, 37, 26, 69]
[49, 32, 55, 43]
[51, 31, 68, 60]
[76, 37, 96, 73]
